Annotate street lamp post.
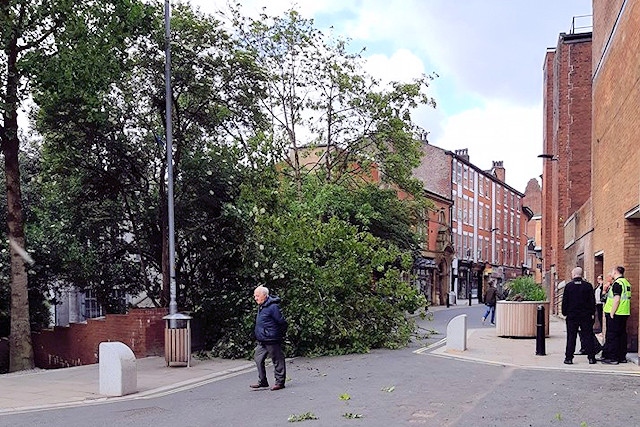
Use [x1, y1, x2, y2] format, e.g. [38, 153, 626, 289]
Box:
[164, 0, 177, 322]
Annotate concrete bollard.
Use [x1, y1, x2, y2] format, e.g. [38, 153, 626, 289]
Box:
[99, 342, 137, 397]
[446, 314, 467, 351]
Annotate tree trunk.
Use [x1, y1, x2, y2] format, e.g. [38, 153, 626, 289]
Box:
[3, 31, 34, 372]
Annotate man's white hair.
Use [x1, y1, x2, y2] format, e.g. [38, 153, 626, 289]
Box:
[254, 285, 269, 296]
[572, 267, 583, 278]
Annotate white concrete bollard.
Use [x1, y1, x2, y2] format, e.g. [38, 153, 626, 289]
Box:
[446, 314, 467, 351]
[99, 342, 137, 397]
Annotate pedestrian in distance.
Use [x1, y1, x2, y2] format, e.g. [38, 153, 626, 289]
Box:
[562, 267, 598, 365]
[594, 274, 605, 333]
[250, 285, 288, 391]
[482, 280, 497, 325]
[599, 266, 632, 365]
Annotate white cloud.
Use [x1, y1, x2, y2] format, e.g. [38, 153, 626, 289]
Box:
[188, 0, 589, 193]
[433, 101, 542, 193]
[364, 49, 425, 84]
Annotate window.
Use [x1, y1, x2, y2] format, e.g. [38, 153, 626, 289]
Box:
[484, 237, 489, 261]
[486, 206, 490, 229]
[83, 290, 103, 319]
[463, 166, 468, 189]
[503, 210, 508, 234]
[463, 199, 468, 223]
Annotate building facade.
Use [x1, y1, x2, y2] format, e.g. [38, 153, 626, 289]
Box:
[414, 143, 532, 304]
[590, 0, 640, 352]
[523, 179, 543, 284]
[413, 190, 454, 306]
[543, 1, 640, 352]
[540, 29, 593, 312]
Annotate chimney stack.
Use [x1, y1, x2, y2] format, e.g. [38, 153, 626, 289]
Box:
[492, 161, 505, 182]
[455, 148, 470, 163]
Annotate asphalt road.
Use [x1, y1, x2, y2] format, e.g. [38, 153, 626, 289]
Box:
[2, 304, 638, 427]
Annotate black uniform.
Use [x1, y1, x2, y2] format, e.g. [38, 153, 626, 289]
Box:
[562, 277, 597, 362]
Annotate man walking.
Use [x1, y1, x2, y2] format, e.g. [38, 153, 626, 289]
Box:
[562, 267, 597, 365]
[600, 266, 632, 364]
[482, 280, 497, 325]
[250, 285, 288, 390]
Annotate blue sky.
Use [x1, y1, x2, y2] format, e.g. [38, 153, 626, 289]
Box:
[190, 0, 592, 193]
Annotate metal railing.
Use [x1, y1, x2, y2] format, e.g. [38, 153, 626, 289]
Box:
[570, 14, 593, 34]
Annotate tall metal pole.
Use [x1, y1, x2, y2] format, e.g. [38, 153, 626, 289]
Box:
[164, 0, 177, 319]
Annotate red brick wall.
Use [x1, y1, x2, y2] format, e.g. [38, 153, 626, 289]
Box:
[592, 0, 625, 75]
[32, 308, 168, 369]
[541, 33, 592, 312]
[592, 0, 640, 353]
[414, 143, 453, 199]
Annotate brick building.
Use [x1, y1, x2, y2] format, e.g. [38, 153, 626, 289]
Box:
[540, 29, 592, 312]
[523, 178, 542, 284]
[590, 0, 640, 353]
[414, 143, 532, 304]
[413, 189, 454, 306]
[543, 1, 640, 353]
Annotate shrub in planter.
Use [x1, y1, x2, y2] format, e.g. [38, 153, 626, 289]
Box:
[497, 276, 549, 338]
[504, 276, 546, 302]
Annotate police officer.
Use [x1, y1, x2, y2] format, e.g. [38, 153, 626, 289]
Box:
[600, 266, 632, 364]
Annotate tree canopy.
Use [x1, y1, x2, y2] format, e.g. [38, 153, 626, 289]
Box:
[0, 1, 438, 368]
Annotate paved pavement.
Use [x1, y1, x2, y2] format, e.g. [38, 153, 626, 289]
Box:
[0, 312, 638, 416]
[426, 311, 639, 374]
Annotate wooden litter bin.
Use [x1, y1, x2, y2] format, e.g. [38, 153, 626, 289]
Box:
[163, 313, 192, 367]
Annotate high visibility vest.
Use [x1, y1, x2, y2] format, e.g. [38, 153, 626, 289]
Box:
[603, 277, 631, 315]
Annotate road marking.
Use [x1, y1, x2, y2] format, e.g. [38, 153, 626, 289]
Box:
[413, 338, 446, 354]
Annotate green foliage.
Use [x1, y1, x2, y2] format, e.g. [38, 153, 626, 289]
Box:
[505, 276, 546, 302]
[229, 4, 435, 198]
[9, 2, 433, 367]
[288, 412, 318, 422]
[205, 177, 425, 359]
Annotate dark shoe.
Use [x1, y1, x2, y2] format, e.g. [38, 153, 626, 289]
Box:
[270, 384, 285, 391]
[250, 382, 269, 389]
[618, 359, 628, 363]
[563, 359, 573, 365]
[588, 357, 597, 364]
[602, 359, 619, 365]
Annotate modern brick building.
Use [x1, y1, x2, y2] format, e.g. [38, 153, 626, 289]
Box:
[540, 29, 592, 313]
[590, 0, 640, 352]
[544, 1, 640, 353]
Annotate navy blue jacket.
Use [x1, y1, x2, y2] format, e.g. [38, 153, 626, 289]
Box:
[255, 296, 288, 343]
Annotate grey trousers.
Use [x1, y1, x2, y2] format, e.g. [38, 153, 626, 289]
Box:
[254, 342, 286, 386]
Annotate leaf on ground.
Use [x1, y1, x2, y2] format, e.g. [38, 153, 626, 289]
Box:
[288, 412, 318, 422]
[342, 413, 363, 419]
[381, 386, 395, 393]
[339, 393, 351, 400]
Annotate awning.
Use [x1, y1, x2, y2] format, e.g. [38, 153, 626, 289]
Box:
[414, 257, 437, 269]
